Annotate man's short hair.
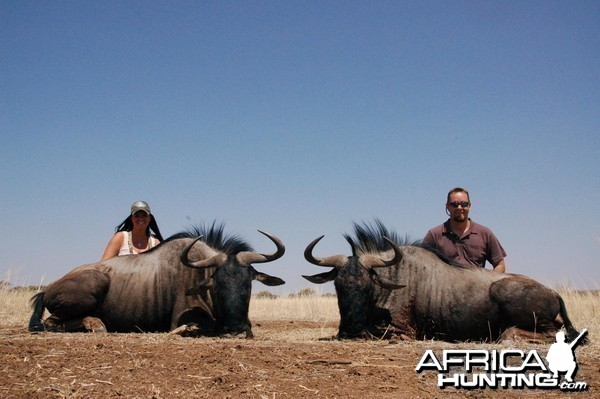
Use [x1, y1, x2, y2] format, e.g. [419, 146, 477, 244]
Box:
[447, 187, 470, 204]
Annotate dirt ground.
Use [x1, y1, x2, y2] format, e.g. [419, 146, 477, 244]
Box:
[1, 320, 597, 399]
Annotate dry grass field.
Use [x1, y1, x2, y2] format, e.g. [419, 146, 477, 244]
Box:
[0, 285, 598, 398]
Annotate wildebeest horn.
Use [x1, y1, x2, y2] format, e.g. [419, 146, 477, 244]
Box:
[304, 235, 348, 268]
[181, 236, 228, 269]
[236, 230, 286, 266]
[360, 236, 403, 269]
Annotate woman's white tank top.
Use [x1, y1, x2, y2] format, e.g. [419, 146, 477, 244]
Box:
[118, 231, 158, 256]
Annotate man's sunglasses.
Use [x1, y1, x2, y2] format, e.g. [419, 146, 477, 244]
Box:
[448, 201, 470, 208]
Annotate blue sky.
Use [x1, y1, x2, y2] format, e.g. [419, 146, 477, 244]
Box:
[1, 1, 598, 294]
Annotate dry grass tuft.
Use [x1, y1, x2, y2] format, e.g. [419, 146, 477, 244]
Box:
[0, 286, 37, 326]
[250, 295, 338, 322]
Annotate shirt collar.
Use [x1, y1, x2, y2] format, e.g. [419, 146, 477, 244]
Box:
[443, 219, 478, 235]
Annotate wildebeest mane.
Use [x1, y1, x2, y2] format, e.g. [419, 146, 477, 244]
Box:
[165, 221, 253, 255]
[343, 219, 417, 256]
[344, 219, 462, 267]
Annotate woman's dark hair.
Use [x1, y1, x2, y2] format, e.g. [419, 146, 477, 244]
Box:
[115, 215, 164, 241]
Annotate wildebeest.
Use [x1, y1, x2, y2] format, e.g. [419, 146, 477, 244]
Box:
[29, 223, 285, 338]
[303, 220, 586, 343]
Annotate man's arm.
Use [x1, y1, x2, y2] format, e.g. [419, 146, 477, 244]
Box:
[491, 259, 506, 273]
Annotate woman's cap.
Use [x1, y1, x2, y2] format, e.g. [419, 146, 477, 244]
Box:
[131, 200, 151, 215]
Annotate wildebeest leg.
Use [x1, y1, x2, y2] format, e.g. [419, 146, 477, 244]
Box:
[43, 269, 110, 332]
[490, 277, 562, 342]
[44, 315, 107, 332]
[170, 324, 200, 336]
[172, 307, 216, 337]
[386, 301, 418, 339]
[498, 326, 555, 344]
[82, 317, 107, 332]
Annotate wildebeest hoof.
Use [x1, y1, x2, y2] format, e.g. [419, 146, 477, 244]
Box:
[170, 324, 201, 337]
[219, 330, 254, 339]
[170, 324, 189, 336]
[29, 323, 45, 333]
[82, 317, 107, 333]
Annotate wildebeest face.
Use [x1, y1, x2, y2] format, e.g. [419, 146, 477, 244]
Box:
[303, 235, 405, 339]
[335, 257, 377, 338]
[182, 232, 285, 338]
[205, 257, 255, 335]
[209, 257, 283, 336]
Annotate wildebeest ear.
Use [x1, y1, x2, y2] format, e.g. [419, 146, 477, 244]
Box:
[185, 278, 214, 296]
[255, 272, 285, 286]
[370, 270, 405, 290]
[302, 269, 338, 284]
